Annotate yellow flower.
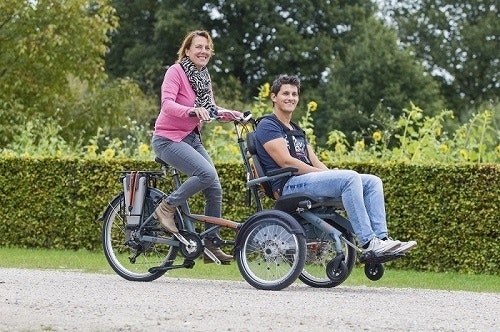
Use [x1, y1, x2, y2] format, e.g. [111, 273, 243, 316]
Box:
[213, 125, 223, 135]
[87, 144, 98, 157]
[259, 83, 270, 98]
[307, 101, 318, 112]
[354, 140, 365, 151]
[435, 127, 442, 136]
[102, 148, 115, 159]
[334, 142, 346, 153]
[138, 143, 150, 156]
[372, 131, 382, 142]
[56, 150, 62, 157]
[229, 145, 239, 155]
[439, 144, 449, 153]
[459, 149, 468, 160]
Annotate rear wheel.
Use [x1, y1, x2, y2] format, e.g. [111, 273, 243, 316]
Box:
[102, 190, 179, 282]
[236, 218, 306, 291]
[299, 226, 356, 288]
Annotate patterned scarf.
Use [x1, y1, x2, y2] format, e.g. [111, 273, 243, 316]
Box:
[179, 56, 214, 109]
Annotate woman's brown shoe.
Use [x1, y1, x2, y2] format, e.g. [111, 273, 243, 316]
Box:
[153, 200, 178, 233]
[204, 241, 233, 265]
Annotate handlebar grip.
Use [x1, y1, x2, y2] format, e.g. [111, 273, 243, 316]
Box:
[189, 106, 219, 118]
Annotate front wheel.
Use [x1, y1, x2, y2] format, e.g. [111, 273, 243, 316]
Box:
[299, 228, 356, 288]
[236, 216, 306, 291]
[102, 190, 179, 282]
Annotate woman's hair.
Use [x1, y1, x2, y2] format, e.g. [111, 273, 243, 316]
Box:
[270, 74, 301, 95]
[176, 30, 214, 63]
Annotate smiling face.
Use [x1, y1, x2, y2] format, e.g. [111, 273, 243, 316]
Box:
[185, 35, 212, 70]
[271, 84, 299, 115]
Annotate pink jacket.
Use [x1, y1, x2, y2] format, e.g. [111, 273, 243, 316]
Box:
[153, 63, 214, 142]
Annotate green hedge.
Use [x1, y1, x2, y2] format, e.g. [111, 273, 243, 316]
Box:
[0, 157, 498, 275]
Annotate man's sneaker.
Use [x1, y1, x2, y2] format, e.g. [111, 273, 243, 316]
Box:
[363, 237, 400, 254]
[393, 240, 417, 254]
[383, 238, 402, 249]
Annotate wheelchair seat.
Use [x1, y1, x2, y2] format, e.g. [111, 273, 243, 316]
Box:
[246, 132, 344, 213]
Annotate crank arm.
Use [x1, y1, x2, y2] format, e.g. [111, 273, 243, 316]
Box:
[203, 248, 221, 265]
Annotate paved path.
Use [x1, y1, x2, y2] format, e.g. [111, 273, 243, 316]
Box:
[0, 268, 499, 331]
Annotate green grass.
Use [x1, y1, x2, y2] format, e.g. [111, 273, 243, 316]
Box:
[1, 247, 498, 293]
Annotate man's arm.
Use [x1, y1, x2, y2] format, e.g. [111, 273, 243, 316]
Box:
[306, 145, 329, 170]
[263, 138, 327, 174]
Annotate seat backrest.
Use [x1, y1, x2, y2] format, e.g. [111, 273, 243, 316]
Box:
[246, 132, 277, 199]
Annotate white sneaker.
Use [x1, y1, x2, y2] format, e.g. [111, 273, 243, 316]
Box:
[383, 238, 402, 248]
[393, 240, 417, 254]
[363, 237, 400, 254]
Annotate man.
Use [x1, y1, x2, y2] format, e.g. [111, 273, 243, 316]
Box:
[254, 74, 416, 254]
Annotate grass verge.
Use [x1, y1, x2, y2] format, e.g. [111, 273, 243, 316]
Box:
[1, 247, 498, 293]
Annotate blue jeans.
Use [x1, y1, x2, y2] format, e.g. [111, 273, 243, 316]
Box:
[152, 133, 222, 235]
[281, 170, 388, 246]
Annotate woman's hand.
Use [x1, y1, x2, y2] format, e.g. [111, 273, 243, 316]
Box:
[192, 107, 211, 121]
[217, 109, 245, 122]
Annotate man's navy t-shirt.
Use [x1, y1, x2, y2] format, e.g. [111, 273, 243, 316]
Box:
[254, 116, 309, 193]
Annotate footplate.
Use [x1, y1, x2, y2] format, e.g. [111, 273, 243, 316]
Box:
[359, 251, 405, 264]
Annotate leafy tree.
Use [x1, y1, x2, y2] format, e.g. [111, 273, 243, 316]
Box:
[108, 0, 376, 100]
[0, 0, 155, 147]
[105, 0, 445, 144]
[105, 0, 162, 94]
[314, 17, 445, 143]
[379, 0, 499, 117]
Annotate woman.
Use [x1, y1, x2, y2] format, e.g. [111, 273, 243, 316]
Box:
[152, 30, 239, 264]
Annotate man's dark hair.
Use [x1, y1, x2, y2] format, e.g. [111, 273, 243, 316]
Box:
[270, 75, 301, 95]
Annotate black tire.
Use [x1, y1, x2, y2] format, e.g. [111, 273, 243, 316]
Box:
[365, 262, 384, 281]
[102, 189, 179, 282]
[236, 217, 306, 291]
[299, 229, 356, 288]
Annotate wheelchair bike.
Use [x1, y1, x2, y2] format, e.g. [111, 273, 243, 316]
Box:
[240, 128, 406, 288]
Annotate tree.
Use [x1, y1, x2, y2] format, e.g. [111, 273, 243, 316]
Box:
[0, 0, 155, 147]
[105, 0, 162, 93]
[314, 17, 444, 143]
[379, 0, 499, 117]
[104, 0, 445, 144]
[107, 0, 376, 100]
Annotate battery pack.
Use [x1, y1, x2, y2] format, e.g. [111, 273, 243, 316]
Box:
[123, 172, 147, 225]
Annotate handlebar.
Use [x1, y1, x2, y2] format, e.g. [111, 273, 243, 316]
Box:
[189, 106, 252, 124]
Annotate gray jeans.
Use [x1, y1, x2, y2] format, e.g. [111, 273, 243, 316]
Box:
[152, 132, 222, 235]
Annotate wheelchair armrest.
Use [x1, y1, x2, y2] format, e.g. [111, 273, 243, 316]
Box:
[246, 167, 297, 188]
[267, 167, 298, 177]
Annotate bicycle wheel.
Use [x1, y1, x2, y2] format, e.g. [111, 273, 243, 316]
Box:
[299, 224, 356, 288]
[236, 215, 306, 291]
[102, 190, 179, 282]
